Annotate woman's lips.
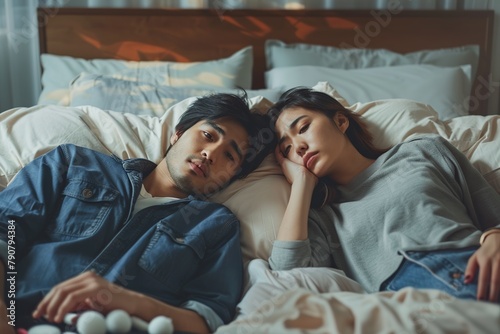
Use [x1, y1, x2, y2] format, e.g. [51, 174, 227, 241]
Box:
[303, 152, 318, 170]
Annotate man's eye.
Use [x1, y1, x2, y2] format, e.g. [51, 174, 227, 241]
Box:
[225, 152, 235, 162]
[203, 131, 213, 140]
[299, 124, 309, 134]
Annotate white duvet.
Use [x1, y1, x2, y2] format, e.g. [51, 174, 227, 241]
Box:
[213, 259, 500, 333]
[219, 261, 500, 333]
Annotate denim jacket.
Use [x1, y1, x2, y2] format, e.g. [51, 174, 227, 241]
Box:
[0, 144, 243, 331]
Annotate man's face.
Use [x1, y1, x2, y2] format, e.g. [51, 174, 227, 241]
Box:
[166, 117, 250, 196]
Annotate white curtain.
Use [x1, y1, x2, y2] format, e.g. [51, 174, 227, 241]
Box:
[0, 0, 494, 111]
[0, 0, 40, 112]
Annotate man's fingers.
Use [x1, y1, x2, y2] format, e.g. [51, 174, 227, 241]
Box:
[34, 276, 93, 322]
[52, 285, 100, 323]
[46, 281, 91, 322]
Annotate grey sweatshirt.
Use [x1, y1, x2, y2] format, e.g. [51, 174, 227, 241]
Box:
[269, 135, 500, 293]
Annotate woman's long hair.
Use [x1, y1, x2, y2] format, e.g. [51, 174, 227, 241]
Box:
[268, 87, 389, 207]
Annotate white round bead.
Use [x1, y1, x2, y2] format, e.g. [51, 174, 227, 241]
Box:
[76, 310, 107, 334]
[148, 316, 174, 334]
[63, 313, 78, 326]
[106, 309, 132, 333]
[28, 324, 61, 334]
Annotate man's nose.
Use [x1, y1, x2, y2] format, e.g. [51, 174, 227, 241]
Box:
[202, 144, 222, 164]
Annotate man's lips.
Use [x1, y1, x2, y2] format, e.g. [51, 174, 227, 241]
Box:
[189, 162, 207, 177]
[303, 152, 318, 170]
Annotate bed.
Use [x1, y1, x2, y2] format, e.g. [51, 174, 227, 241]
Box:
[2, 7, 500, 333]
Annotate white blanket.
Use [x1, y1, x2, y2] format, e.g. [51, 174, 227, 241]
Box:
[217, 260, 500, 334]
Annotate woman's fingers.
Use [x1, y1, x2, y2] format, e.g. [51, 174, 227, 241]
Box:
[476, 262, 491, 301]
[467, 246, 500, 302]
[464, 253, 478, 284]
[488, 263, 500, 302]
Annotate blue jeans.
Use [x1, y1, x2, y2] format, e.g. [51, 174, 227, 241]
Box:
[380, 247, 478, 300]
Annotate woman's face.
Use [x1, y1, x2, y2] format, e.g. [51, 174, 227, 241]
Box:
[275, 107, 349, 178]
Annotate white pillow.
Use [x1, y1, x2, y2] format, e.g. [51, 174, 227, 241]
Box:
[266, 64, 472, 120]
[312, 81, 500, 194]
[336, 85, 500, 194]
[38, 46, 253, 106]
[265, 40, 480, 79]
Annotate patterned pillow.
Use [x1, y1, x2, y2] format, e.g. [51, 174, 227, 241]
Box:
[38, 46, 253, 105]
[69, 72, 283, 116]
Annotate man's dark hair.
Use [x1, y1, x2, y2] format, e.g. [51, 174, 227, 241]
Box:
[174, 91, 275, 180]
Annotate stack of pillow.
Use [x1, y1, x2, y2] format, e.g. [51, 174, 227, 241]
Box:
[38, 41, 480, 121]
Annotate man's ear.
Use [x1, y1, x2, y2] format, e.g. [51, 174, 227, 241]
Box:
[334, 113, 349, 134]
[170, 130, 183, 145]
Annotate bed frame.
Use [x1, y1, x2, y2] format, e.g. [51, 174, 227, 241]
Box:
[37, 7, 494, 115]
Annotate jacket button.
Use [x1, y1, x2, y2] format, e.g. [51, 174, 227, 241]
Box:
[82, 188, 93, 198]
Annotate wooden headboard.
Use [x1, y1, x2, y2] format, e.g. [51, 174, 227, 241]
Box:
[37, 8, 494, 115]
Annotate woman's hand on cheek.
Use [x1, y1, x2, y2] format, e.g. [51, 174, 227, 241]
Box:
[275, 146, 317, 186]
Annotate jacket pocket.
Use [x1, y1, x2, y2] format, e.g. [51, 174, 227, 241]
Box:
[48, 179, 118, 238]
[139, 223, 206, 285]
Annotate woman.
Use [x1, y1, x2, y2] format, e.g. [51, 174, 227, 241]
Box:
[268, 87, 500, 303]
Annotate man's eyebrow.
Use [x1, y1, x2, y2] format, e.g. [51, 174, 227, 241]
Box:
[207, 121, 244, 161]
[278, 115, 307, 146]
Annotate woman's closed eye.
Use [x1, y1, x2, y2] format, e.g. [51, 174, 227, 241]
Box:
[282, 145, 291, 158]
[299, 124, 309, 134]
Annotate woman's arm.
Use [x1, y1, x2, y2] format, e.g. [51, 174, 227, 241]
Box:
[274, 146, 317, 241]
[269, 148, 322, 270]
[438, 138, 500, 302]
[277, 172, 317, 241]
[33, 271, 210, 333]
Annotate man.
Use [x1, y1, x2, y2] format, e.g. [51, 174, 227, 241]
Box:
[0, 93, 274, 334]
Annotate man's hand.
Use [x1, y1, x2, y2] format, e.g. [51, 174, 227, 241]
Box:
[465, 233, 500, 302]
[32, 271, 139, 324]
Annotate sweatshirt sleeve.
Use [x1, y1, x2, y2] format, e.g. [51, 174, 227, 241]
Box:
[436, 137, 500, 230]
[269, 208, 336, 270]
